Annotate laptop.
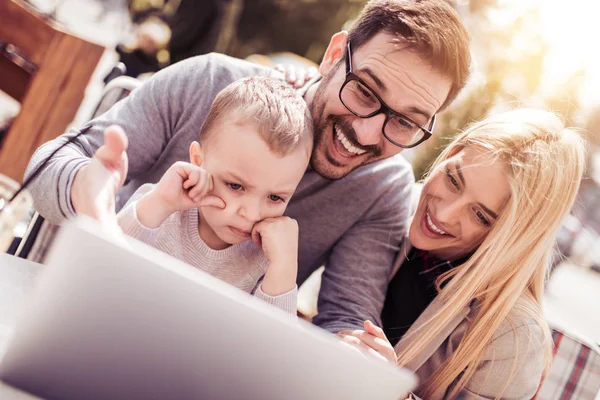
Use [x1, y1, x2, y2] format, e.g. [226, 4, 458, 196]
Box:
[0, 218, 416, 400]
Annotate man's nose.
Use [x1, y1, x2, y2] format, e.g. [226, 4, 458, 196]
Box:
[351, 113, 386, 146]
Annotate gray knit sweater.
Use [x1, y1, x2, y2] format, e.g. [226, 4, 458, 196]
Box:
[117, 184, 298, 315]
[24, 53, 414, 333]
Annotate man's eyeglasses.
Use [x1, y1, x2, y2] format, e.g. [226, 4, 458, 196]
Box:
[339, 42, 436, 149]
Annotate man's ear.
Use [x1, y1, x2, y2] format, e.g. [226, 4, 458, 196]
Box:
[189, 141, 203, 166]
[319, 31, 348, 76]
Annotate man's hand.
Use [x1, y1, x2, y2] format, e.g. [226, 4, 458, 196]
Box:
[273, 64, 319, 88]
[136, 161, 225, 229]
[71, 125, 128, 221]
[337, 320, 397, 364]
[251, 216, 299, 296]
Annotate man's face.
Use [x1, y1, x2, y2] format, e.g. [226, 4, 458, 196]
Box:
[195, 120, 310, 249]
[310, 32, 452, 180]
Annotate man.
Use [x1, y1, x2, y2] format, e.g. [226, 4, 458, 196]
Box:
[25, 0, 471, 334]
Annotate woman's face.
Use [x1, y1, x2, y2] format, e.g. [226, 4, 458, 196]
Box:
[409, 147, 511, 260]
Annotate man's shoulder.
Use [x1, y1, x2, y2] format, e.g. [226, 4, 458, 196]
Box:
[345, 154, 415, 194]
[163, 52, 270, 83]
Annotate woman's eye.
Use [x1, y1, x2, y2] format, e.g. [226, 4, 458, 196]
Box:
[269, 194, 285, 203]
[227, 183, 243, 191]
[475, 210, 491, 227]
[445, 169, 459, 189]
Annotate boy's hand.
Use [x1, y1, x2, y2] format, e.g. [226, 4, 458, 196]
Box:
[154, 161, 223, 213]
[136, 162, 225, 228]
[251, 216, 299, 296]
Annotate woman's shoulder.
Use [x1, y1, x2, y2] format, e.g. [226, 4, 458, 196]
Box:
[483, 298, 547, 361]
[459, 302, 548, 399]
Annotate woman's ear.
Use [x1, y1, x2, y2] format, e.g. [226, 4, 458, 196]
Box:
[189, 141, 203, 166]
[319, 31, 349, 76]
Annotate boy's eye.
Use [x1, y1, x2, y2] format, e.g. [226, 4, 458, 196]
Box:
[269, 194, 285, 203]
[227, 183, 243, 191]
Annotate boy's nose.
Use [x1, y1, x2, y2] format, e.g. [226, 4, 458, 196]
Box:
[239, 200, 262, 223]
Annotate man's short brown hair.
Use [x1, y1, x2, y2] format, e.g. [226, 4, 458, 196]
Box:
[200, 76, 313, 156]
[347, 0, 471, 110]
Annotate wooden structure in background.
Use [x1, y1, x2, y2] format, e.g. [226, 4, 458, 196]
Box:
[0, 0, 104, 182]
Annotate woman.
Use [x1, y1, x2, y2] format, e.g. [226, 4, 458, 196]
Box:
[343, 109, 586, 399]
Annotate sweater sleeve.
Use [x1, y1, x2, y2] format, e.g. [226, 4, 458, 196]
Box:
[253, 283, 298, 316]
[116, 184, 162, 245]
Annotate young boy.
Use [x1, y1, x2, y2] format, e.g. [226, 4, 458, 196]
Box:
[117, 76, 313, 315]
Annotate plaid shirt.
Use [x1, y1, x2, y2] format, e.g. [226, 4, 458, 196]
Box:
[415, 250, 600, 400]
[533, 327, 600, 400]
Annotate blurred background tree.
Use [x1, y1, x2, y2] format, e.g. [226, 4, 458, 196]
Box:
[123, 0, 369, 70]
[227, 0, 368, 63]
[409, 2, 584, 179]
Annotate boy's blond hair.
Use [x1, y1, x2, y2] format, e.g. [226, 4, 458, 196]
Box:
[200, 76, 313, 156]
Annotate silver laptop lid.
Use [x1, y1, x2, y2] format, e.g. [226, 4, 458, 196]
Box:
[0, 218, 416, 400]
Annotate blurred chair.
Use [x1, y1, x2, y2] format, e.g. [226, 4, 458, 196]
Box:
[0, 0, 104, 182]
[14, 75, 142, 262]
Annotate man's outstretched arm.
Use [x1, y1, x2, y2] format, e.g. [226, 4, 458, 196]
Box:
[24, 54, 265, 224]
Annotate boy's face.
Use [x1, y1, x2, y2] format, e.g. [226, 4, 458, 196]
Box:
[192, 120, 310, 248]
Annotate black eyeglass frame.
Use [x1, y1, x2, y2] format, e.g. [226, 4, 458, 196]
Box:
[338, 42, 436, 149]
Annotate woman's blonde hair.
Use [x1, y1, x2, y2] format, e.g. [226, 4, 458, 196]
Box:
[397, 109, 586, 399]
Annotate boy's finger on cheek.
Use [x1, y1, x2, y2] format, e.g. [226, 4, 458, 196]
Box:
[197, 194, 225, 209]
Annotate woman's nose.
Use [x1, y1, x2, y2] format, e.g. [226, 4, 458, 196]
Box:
[435, 200, 462, 227]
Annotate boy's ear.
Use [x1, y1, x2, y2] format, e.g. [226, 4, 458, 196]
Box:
[189, 141, 203, 166]
[319, 31, 348, 76]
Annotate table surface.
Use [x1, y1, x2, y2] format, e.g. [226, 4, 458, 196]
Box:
[0, 253, 43, 399]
